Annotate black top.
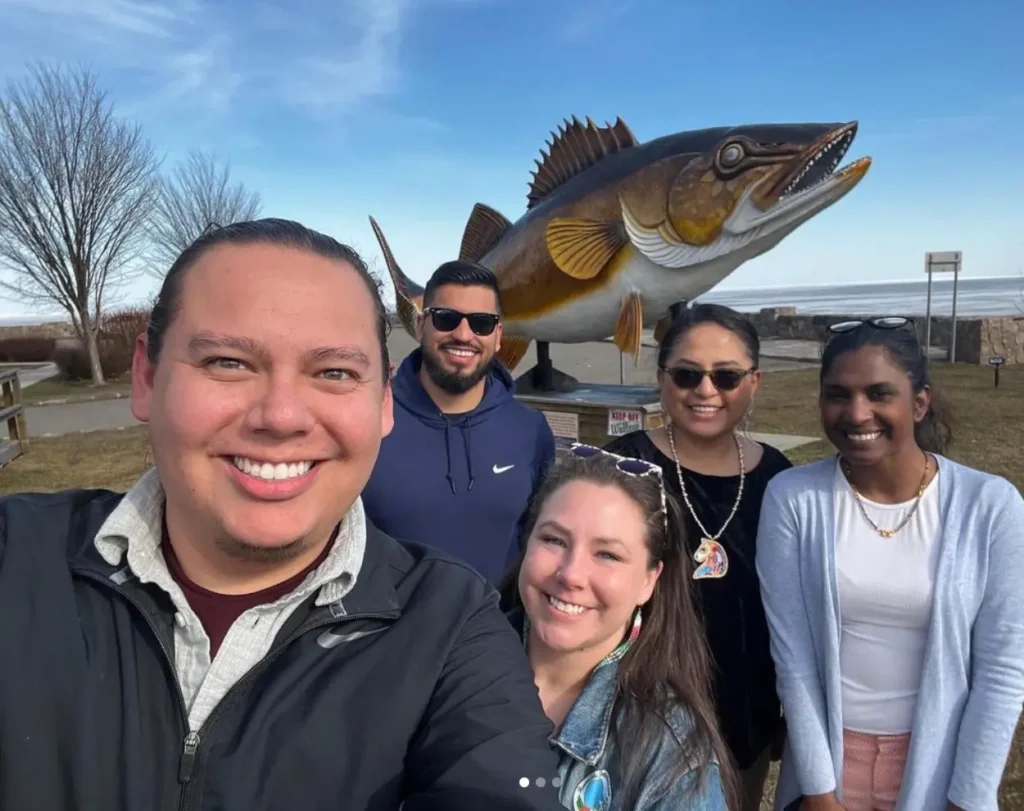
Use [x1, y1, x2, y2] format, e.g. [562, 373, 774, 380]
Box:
[0, 489, 565, 811]
[604, 430, 793, 770]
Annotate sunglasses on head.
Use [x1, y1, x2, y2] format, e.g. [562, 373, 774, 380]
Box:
[827, 316, 913, 334]
[659, 365, 756, 392]
[557, 440, 668, 533]
[425, 307, 500, 336]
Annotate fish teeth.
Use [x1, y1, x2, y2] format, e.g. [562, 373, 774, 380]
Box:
[781, 132, 853, 198]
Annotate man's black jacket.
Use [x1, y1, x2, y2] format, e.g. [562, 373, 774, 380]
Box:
[0, 488, 563, 811]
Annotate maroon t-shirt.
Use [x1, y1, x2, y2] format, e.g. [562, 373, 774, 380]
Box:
[162, 533, 332, 658]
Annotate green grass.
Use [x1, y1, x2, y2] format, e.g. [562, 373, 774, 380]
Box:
[1, 362, 1023, 807]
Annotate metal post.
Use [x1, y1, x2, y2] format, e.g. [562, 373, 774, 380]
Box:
[619, 350, 625, 385]
[924, 259, 933, 356]
[950, 265, 960, 364]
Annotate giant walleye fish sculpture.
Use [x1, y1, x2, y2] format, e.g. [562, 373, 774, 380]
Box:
[370, 116, 871, 379]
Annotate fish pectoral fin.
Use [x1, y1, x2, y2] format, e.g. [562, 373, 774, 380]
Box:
[496, 336, 531, 372]
[614, 293, 644, 364]
[545, 217, 628, 281]
[460, 203, 512, 263]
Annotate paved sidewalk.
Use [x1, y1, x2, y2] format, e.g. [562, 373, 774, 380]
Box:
[17, 333, 826, 439]
[25, 398, 139, 437]
[747, 431, 818, 452]
[0, 362, 59, 388]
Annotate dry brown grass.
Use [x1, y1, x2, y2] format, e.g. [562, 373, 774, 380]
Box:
[1, 362, 1022, 806]
[0, 425, 150, 495]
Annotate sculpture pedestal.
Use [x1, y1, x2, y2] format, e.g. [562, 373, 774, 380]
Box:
[515, 383, 664, 448]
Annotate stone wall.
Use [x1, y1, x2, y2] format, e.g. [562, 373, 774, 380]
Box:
[753, 308, 1024, 365]
[0, 321, 76, 340]
[979, 317, 1024, 365]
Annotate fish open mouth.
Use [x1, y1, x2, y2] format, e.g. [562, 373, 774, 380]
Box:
[776, 122, 866, 201]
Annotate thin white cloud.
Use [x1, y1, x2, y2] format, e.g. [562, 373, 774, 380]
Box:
[283, 0, 408, 116]
[561, 0, 637, 42]
[0, 0, 188, 37]
[0, 0, 438, 122]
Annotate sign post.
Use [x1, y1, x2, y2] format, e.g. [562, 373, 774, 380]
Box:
[989, 356, 1005, 388]
[924, 251, 962, 362]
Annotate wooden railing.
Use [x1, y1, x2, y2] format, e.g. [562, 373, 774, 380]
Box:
[0, 369, 27, 467]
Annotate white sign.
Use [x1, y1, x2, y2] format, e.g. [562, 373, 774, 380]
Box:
[542, 410, 579, 440]
[925, 251, 961, 273]
[607, 408, 642, 437]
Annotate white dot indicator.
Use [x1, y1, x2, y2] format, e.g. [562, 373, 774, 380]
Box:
[536, 778, 546, 787]
[552, 776, 563, 788]
[519, 778, 529, 788]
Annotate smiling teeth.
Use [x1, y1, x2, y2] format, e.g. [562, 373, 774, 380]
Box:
[549, 596, 587, 615]
[446, 347, 475, 357]
[233, 457, 313, 480]
[848, 432, 882, 442]
[692, 406, 719, 413]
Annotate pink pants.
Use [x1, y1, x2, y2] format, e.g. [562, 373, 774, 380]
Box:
[841, 730, 911, 811]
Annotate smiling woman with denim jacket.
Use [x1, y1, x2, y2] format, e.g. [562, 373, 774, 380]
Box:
[502, 442, 738, 811]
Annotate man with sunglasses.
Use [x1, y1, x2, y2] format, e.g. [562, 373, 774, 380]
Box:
[362, 260, 555, 585]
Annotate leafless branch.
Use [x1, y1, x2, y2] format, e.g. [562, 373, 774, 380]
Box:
[0, 62, 159, 383]
[146, 148, 262, 277]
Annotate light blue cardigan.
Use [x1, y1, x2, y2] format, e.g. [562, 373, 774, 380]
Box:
[755, 453, 1024, 811]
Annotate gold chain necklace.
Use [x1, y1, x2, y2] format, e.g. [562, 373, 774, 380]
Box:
[841, 455, 931, 538]
[666, 425, 745, 580]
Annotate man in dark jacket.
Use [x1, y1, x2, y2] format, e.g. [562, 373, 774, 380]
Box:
[362, 261, 555, 585]
[0, 220, 563, 811]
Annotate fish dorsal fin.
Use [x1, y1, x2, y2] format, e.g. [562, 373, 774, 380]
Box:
[459, 203, 513, 263]
[527, 116, 638, 209]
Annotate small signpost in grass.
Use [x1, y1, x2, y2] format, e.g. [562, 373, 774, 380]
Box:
[989, 355, 1006, 389]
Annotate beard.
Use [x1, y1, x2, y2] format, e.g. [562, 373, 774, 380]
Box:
[213, 532, 312, 563]
[422, 343, 494, 395]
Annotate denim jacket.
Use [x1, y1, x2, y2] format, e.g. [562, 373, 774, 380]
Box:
[508, 609, 728, 811]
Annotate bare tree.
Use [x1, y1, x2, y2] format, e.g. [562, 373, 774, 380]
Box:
[148, 148, 262, 276]
[0, 63, 159, 384]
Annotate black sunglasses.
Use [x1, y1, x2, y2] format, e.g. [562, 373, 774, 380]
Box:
[659, 365, 756, 392]
[827, 316, 913, 334]
[425, 307, 500, 336]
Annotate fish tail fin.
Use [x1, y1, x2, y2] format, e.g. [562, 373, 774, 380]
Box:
[496, 335, 532, 372]
[368, 216, 424, 339]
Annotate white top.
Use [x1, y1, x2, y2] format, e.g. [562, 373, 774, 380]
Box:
[834, 459, 942, 735]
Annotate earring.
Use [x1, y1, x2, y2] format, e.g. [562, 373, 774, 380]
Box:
[626, 605, 643, 643]
[742, 398, 756, 437]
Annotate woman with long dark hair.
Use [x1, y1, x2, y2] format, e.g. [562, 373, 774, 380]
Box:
[605, 303, 792, 810]
[757, 317, 1024, 811]
[502, 443, 738, 810]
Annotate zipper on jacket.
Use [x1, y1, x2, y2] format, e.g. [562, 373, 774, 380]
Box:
[75, 568, 398, 811]
[174, 611, 398, 811]
[73, 571, 198, 808]
[179, 731, 201, 782]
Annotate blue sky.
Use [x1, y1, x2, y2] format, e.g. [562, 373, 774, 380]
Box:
[0, 0, 1022, 318]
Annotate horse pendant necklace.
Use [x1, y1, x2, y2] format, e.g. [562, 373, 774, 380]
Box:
[666, 425, 746, 580]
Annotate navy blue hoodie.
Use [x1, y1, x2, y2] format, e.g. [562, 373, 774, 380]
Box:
[361, 349, 556, 584]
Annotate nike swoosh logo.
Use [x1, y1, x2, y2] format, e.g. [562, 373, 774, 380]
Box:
[493, 464, 515, 474]
[317, 626, 388, 650]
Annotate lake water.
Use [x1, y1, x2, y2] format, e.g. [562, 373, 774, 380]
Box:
[697, 275, 1023, 318]
[2, 275, 1022, 326]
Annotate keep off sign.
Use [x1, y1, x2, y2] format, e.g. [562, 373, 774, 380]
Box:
[608, 408, 642, 436]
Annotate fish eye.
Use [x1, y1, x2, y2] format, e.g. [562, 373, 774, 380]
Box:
[719, 142, 744, 167]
